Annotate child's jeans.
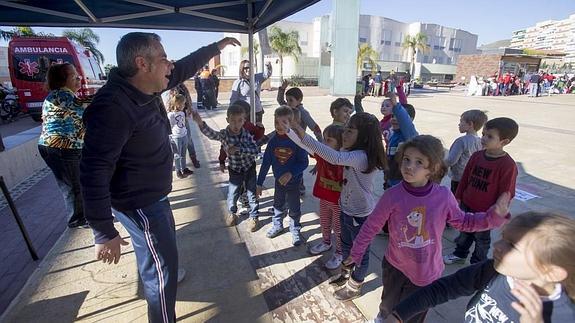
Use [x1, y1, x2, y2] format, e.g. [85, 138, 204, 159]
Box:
[452, 203, 491, 264]
[227, 163, 259, 218]
[272, 178, 301, 235]
[170, 135, 188, 172]
[341, 211, 370, 282]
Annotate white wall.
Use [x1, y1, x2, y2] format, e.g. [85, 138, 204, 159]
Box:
[0, 46, 10, 84]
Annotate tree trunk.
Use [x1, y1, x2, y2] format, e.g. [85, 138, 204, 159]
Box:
[411, 48, 416, 77]
[279, 55, 284, 82]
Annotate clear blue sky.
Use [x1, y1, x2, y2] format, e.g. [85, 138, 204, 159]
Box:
[2, 0, 574, 66]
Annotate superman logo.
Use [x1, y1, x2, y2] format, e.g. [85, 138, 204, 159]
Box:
[274, 147, 293, 165]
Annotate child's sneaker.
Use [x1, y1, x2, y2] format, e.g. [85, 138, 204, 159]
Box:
[191, 158, 201, 169]
[266, 225, 283, 238]
[325, 253, 343, 270]
[247, 217, 259, 232]
[182, 168, 194, 176]
[443, 253, 465, 265]
[308, 241, 332, 255]
[225, 213, 238, 227]
[334, 277, 363, 301]
[329, 272, 349, 287]
[292, 232, 303, 246]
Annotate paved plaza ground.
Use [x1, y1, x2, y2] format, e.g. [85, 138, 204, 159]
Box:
[1, 87, 574, 322]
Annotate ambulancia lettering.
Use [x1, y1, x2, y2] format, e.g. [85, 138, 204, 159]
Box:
[14, 47, 69, 54]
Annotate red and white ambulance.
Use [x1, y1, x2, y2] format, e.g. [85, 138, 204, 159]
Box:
[8, 36, 105, 121]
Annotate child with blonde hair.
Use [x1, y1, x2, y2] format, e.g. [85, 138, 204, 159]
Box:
[383, 212, 575, 322]
[445, 109, 488, 194]
[167, 94, 193, 179]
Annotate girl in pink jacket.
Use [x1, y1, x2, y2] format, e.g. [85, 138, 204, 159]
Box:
[341, 135, 512, 322]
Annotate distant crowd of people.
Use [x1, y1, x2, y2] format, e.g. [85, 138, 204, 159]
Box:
[468, 71, 575, 97]
[362, 70, 411, 97]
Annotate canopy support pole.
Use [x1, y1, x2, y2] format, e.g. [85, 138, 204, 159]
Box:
[247, 1, 256, 123]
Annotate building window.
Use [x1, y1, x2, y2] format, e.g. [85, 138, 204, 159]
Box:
[299, 32, 309, 47]
[381, 29, 392, 46]
[394, 54, 401, 61]
[395, 32, 403, 47]
[423, 55, 429, 63]
[449, 38, 462, 52]
[359, 37, 367, 43]
[433, 36, 446, 50]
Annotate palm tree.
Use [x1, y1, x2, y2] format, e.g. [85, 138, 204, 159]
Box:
[241, 43, 260, 70]
[0, 26, 37, 40]
[62, 28, 104, 64]
[357, 43, 378, 74]
[402, 33, 430, 77]
[268, 26, 302, 81]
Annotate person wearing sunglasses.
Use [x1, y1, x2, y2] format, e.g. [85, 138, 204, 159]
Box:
[229, 60, 272, 125]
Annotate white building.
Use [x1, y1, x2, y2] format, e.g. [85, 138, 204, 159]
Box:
[0, 46, 10, 85]
[510, 14, 575, 62]
[220, 14, 478, 83]
[357, 16, 478, 81]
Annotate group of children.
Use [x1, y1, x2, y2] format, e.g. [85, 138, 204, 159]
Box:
[165, 81, 574, 322]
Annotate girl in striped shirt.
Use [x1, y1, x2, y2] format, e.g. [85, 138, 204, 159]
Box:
[289, 112, 387, 299]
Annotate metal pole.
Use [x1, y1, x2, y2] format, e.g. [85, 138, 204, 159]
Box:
[247, 0, 256, 123]
[0, 176, 39, 260]
[248, 28, 256, 123]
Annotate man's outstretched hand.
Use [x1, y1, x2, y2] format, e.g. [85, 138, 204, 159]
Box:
[217, 37, 241, 51]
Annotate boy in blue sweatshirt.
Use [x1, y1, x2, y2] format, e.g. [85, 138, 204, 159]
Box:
[384, 91, 418, 188]
[257, 106, 309, 246]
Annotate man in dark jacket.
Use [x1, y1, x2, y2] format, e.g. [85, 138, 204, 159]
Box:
[80, 32, 239, 323]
